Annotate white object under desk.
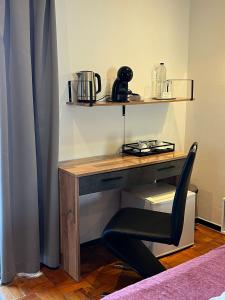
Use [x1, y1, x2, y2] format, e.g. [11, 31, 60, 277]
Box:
[121, 182, 196, 257]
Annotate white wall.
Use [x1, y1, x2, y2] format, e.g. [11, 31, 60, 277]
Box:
[55, 0, 191, 242]
[186, 0, 225, 225]
[55, 0, 191, 161]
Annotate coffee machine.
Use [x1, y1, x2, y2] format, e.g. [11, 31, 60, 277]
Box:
[111, 66, 133, 102]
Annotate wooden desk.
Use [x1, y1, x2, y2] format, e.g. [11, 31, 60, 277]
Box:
[59, 151, 186, 281]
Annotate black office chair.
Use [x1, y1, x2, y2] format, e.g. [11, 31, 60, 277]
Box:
[102, 142, 198, 279]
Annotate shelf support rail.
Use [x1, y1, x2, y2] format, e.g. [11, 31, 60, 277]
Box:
[167, 79, 194, 101]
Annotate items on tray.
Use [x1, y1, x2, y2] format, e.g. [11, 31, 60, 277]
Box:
[122, 140, 175, 157]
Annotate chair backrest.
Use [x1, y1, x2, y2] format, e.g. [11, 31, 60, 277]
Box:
[171, 142, 198, 246]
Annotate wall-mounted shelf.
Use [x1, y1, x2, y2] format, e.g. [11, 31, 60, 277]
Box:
[67, 78, 194, 106]
[70, 97, 194, 107]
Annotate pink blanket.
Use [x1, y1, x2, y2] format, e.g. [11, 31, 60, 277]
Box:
[104, 245, 225, 300]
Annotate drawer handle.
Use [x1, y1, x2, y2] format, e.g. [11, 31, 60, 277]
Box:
[157, 165, 175, 172]
[102, 176, 123, 182]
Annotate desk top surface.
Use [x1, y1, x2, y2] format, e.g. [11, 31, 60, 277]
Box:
[59, 151, 186, 177]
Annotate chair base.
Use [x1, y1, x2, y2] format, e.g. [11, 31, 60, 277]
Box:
[113, 262, 136, 272]
[103, 233, 166, 278]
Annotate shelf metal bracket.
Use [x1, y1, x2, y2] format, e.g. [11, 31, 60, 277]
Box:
[167, 79, 195, 101]
[66, 80, 74, 104]
[122, 105, 126, 148]
[122, 105, 126, 117]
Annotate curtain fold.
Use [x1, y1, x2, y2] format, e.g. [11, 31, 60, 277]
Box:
[0, 0, 16, 283]
[0, 0, 59, 284]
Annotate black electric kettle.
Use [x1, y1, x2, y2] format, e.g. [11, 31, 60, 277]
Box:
[76, 71, 101, 103]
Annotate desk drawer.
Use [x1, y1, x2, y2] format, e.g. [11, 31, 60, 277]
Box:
[79, 159, 185, 195]
[154, 159, 185, 180]
[128, 159, 185, 184]
[79, 168, 143, 195]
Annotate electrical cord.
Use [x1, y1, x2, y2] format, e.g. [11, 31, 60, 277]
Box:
[96, 95, 111, 102]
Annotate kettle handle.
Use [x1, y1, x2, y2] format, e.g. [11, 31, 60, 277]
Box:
[95, 73, 101, 94]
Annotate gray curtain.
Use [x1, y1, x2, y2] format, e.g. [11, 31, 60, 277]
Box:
[0, 0, 59, 284]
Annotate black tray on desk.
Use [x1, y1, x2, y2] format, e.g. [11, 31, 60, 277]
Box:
[122, 140, 175, 157]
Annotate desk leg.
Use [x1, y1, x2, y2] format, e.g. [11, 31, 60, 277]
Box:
[59, 172, 80, 281]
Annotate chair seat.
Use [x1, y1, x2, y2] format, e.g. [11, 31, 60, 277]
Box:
[103, 207, 173, 244]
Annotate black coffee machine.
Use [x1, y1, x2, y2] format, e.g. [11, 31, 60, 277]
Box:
[111, 66, 133, 102]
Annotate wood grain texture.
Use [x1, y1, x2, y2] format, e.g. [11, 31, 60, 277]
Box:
[75, 98, 193, 107]
[1, 225, 225, 300]
[59, 171, 80, 281]
[59, 152, 186, 177]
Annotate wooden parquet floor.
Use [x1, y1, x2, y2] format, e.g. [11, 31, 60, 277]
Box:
[1, 224, 225, 300]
